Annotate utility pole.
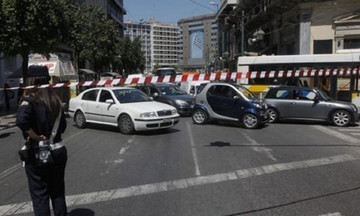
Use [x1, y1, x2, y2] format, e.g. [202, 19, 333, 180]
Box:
[241, 10, 245, 56]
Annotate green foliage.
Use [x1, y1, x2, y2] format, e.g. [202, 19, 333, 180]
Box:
[0, 0, 145, 76]
[1, 0, 67, 56]
[118, 36, 145, 75]
[0, 0, 68, 76]
[64, 3, 121, 72]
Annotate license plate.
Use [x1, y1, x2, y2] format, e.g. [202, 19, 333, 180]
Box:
[163, 118, 172, 123]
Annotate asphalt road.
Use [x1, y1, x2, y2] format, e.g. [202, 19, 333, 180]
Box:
[0, 117, 360, 216]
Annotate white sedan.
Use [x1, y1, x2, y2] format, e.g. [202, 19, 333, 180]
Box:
[68, 87, 180, 134]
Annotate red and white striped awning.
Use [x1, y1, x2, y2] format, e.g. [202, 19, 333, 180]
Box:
[248, 68, 360, 79]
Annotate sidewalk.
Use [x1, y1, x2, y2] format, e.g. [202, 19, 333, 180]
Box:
[0, 107, 18, 131]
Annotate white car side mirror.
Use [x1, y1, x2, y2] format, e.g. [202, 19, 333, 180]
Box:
[105, 99, 115, 104]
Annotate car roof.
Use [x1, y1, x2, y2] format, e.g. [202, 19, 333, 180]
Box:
[153, 83, 176, 86]
[205, 82, 238, 86]
[82, 87, 136, 91]
[270, 86, 314, 91]
[138, 83, 176, 87]
[156, 67, 175, 70]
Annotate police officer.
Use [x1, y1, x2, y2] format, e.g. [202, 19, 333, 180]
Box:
[16, 73, 68, 216]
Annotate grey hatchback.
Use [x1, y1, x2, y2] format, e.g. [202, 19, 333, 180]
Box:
[264, 86, 359, 127]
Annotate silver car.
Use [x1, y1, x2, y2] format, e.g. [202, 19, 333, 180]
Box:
[264, 86, 359, 127]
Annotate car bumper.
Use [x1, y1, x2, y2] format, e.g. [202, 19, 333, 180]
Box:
[353, 112, 360, 122]
[174, 103, 195, 116]
[134, 116, 180, 131]
[259, 110, 269, 123]
[177, 107, 194, 116]
[68, 109, 75, 118]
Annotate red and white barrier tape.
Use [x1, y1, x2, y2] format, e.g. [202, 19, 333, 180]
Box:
[1, 68, 359, 90]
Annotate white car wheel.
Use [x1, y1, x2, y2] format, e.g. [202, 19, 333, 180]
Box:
[119, 114, 135, 134]
[75, 111, 86, 128]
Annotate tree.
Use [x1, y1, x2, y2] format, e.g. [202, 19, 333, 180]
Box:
[0, 0, 68, 77]
[119, 36, 145, 75]
[65, 2, 121, 73]
[131, 37, 145, 73]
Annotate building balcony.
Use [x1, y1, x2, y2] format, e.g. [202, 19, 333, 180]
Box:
[238, 0, 333, 30]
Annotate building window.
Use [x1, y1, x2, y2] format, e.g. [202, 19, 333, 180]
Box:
[344, 38, 360, 49]
[314, 40, 332, 54]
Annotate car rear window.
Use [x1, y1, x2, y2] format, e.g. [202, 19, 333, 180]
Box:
[266, 89, 291, 99]
[275, 90, 290, 98]
[156, 69, 176, 76]
[82, 90, 99, 101]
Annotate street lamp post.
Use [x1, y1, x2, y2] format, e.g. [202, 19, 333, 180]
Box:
[241, 10, 245, 56]
[222, 51, 229, 70]
[139, 19, 144, 73]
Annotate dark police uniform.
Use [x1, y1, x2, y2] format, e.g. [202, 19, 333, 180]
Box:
[16, 96, 68, 216]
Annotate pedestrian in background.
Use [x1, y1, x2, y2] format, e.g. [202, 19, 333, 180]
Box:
[16, 75, 68, 216]
[3, 83, 14, 113]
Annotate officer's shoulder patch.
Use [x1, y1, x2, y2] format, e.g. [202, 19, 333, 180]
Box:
[20, 101, 29, 106]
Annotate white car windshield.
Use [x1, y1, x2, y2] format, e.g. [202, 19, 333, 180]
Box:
[234, 84, 258, 100]
[113, 89, 151, 103]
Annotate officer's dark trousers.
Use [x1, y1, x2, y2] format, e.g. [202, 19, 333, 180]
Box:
[25, 146, 68, 216]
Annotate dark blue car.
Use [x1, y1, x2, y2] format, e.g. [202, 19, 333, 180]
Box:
[136, 83, 195, 116]
[192, 82, 268, 129]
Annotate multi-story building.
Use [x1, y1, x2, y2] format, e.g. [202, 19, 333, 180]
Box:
[216, 0, 360, 71]
[178, 14, 218, 73]
[84, 0, 127, 37]
[151, 20, 181, 70]
[124, 19, 180, 73]
[124, 21, 152, 73]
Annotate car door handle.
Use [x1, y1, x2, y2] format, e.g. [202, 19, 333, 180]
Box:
[96, 105, 100, 108]
[290, 102, 296, 105]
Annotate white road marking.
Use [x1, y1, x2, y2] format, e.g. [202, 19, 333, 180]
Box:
[63, 129, 88, 145]
[241, 132, 277, 161]
[312, 125, 359, 144]
[114, 159, 124, 164]
[119, 136, 135, 155]
[119, 146, 130, 155]
[0, 164, 21, 181]
[186, 122, 201, 176]
[0, 129, 87, 182]
[319, 212, 342, 216]
[102, 135, 136, 175]
[350, 133, 360, 136]
[0, 153, 358, 215]
[338, 128, 360, 132]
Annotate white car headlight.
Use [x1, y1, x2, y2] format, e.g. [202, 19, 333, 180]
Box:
[175, 99, 188, 106]
[171, 109, 178, 115]
[140, 112, 157, 118]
